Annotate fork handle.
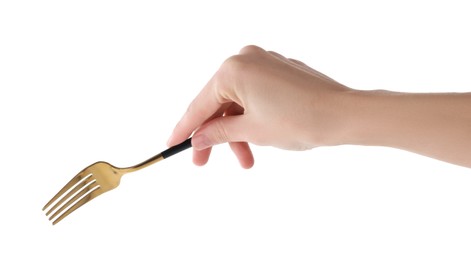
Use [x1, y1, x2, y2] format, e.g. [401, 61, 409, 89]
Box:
[161, 138, 192, 159]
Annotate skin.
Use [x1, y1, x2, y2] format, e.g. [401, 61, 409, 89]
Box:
[167, 45, 471, 169]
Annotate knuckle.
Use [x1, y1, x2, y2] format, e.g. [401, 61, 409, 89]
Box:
[221, 54, 248, 77]
[226, 54, 244, 66]
[220, 45, 265, 77]
[239, 45, 263, 54]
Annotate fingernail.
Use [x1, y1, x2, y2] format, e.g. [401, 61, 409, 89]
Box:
[166, 133, 175, 147]
[192, 134, 211, 150]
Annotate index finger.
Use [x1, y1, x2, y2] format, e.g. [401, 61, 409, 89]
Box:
[167, 76, 225, 146]
[166, 45, 265, 146]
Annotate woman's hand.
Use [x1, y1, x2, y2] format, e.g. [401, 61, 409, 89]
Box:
[166, 45, 353, 168]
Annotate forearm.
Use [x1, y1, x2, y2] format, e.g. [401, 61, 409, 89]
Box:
[168, 45, 471, 169]
[342, 90, 471, 168]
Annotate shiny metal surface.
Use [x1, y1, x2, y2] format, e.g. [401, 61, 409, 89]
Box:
[43, 138, 192, 225]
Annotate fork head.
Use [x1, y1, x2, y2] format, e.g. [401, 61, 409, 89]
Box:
[43, 161, 123, 225]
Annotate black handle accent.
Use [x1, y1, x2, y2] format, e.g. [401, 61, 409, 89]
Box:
[161, 138, 192, 159]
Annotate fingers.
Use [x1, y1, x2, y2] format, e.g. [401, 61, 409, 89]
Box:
[190, 104, 233, 167]
[192, 141, 254, 168]
[192, 114, 250, 150]
[188, 103, 254, 168]
[229, 142, 254, 169]
[167, 77, 225, 147]
[167, 45, 265, 147]
[225, 103, 254, 168]
[167, 45, 264, 168]
[192, 147, 212, 166]
[188, 103, 228, 166]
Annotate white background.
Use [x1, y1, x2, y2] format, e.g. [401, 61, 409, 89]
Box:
[1, 0, 470, 259]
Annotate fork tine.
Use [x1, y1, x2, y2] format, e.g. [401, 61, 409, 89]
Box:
[49, 180, 99, 221]
[45, 174, 95, 216]
[51, 185, 105, 225]
[42, 170, 92, 211]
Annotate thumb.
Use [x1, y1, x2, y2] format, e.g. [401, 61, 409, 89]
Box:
[191, 115, 249, 150]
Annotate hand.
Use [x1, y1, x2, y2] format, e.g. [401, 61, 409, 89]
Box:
[167, 45, 353, 168]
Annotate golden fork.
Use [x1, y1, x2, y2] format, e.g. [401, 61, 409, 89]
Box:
[43, 138, 192, 225]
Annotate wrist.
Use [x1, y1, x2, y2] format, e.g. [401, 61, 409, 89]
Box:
[339, 89, 404, 147]
[320, 89, 395, 147]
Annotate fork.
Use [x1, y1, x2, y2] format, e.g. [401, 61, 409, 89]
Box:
[43, 138, 192, 225]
